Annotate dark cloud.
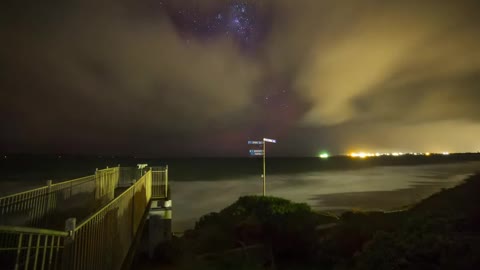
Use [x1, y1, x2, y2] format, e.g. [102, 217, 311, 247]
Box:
[263, 0, 480, 153]
[1, 0, 480, 155]
[1, 0, 261, 154]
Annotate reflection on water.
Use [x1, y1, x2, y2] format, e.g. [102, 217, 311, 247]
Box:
[171, 162, 480, 231]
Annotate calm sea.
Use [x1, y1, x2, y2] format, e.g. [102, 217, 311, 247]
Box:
[1, 156, 480, 231]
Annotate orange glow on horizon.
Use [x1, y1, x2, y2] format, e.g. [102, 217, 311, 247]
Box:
[347, 151, 452, 158]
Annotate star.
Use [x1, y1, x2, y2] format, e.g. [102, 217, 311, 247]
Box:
[166, 0, 266, 51]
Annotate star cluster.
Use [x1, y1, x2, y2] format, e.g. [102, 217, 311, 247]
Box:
[167, 1, 267, 49]
[228, 3, 251, 39]
[165, 1, 297, 137]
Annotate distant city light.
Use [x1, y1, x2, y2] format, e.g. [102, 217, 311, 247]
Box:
[347, 151, 455, 158]
[350, 152, 372, 158]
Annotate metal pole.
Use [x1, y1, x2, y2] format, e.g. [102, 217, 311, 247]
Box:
[263, 141, 266, 196]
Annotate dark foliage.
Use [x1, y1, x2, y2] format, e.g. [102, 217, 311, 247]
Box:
[148, 174, 480, 270]
[350, 174, 480, 270]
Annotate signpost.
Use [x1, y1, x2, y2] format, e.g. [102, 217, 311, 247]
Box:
[249, 150, 264, 156]
[137, 163, 148, 176]
[248, 138, 277, 196]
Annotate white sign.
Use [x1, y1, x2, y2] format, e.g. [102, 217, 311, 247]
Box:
[263, 138, 277, 143]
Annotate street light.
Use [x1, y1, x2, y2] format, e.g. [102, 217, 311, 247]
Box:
[248, 138, 277, 196]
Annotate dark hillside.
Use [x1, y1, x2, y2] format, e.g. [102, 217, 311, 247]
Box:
[137, 174, 480, 270]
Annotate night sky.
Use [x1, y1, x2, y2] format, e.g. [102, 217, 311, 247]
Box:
[1, 0, 480, 156]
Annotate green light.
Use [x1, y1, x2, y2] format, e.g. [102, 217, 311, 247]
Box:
[319, 152, 329, 159]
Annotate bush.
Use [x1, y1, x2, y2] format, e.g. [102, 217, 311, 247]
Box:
[187, 196, 337, 263]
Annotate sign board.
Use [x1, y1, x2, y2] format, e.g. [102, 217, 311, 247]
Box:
[263, 138, 277, 143]
[248, 141, 264, 145]
[249, 149, 264, 156]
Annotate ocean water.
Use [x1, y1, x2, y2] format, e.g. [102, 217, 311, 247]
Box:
[1, 156, 480, 231]
[170, 161, 480, 231]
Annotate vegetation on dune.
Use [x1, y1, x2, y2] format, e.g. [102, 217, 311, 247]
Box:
[147, 196, 337, 269]
[147, 173, 480, 270]
[188, 196, 338, 260]
[350, 173, 480, 270]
